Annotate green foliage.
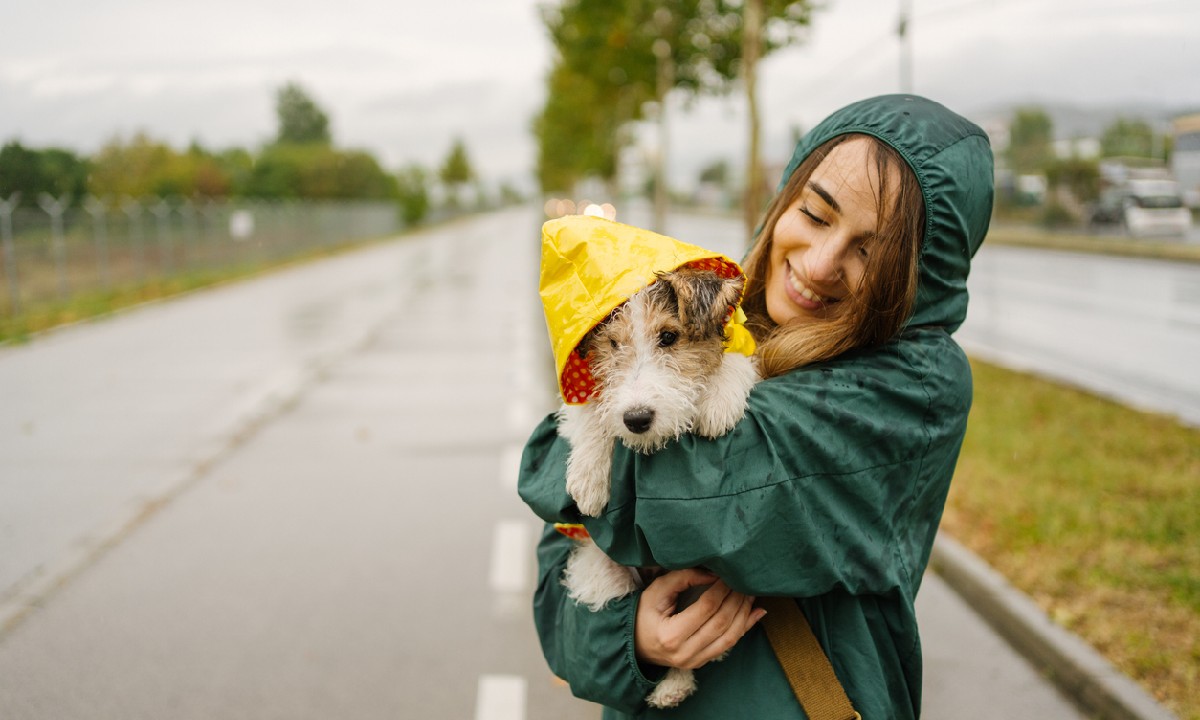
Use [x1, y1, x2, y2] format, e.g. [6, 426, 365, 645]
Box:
[0, 142, 88, 206]
[88, 133, 183, 199]
[275, 82, 332, 146]
[1045, 156, 1100, 202]
[396, 164, 431, 227]
[1100, 117, 1159, 160]
[439, 138, 474, 207]
[534, 0, 814, 194]
[1007, 107, 1054, 174]
[698, 158, 729, 186]
[245, 145, 397, 200]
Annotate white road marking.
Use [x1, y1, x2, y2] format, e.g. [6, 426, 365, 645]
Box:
[475, 674, 527, 720]
[489, 521, 531, 594]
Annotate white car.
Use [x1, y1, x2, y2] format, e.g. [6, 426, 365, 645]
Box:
[1122, 179, 1193, 237]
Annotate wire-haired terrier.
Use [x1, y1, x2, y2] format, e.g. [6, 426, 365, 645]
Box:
[556, 265, 760, 708]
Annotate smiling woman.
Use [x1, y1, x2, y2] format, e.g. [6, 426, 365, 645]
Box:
[519, 94, 995, 720]
[741, 132, 924, 378]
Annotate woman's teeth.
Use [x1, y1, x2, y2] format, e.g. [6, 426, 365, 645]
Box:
[788, 267, 830, 304]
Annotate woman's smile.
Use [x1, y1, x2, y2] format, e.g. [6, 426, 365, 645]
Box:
[782, 259, 837, 310]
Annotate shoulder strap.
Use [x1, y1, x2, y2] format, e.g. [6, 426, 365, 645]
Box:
[759, 596, 862, 720]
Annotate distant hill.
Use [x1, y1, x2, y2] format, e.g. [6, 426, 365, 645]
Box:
[968, 100, 1200, 139]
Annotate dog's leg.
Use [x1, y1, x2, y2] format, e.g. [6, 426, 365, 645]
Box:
[693, 354, 760, 438]
[561, 539, 639, 611]
[560, 404, 616, 517]
[646, 667, 698, 708]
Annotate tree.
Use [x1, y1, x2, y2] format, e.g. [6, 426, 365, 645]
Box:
[1100, 118, 1159, 160]
[275, 81, 332, 146]
[87, 133, 177, 199]
[396, 164, 431, 227]
[534, 0, 814, 226]
[1007, 108, 1053, 174]
[439, 138, 474, 208]
[0, 142, 88, 206]
[245, 145, 397, 200]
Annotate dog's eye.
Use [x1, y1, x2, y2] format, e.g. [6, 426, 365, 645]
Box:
[610, 338, 619, 350]
[658, 331, 678, 347]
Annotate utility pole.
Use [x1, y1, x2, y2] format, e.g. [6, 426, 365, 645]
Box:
[652, 7, 674, 235]
[743, 0, 764, 249]
[898, 0, 913, 93]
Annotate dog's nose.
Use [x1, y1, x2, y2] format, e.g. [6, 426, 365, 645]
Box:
[623, 409, 655, 434]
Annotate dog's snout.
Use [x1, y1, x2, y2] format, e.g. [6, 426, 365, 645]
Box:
[623, 409, 655, 434]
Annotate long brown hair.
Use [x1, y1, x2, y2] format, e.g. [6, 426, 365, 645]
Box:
[742, 134, 925, 378]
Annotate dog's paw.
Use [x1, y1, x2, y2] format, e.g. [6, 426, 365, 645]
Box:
[566, 466, 610, 517]
[646, 668, 697, 708]
[693, 399, 747, 438]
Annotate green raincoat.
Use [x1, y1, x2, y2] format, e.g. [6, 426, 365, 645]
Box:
[519, 94, 994, 719]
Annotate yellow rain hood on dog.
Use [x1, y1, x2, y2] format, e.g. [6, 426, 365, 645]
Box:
[540, 215, 755, 405]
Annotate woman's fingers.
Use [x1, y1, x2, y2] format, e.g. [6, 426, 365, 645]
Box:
[674, 584, 759, 667]
[691, 592, 768, 665]
[644, 568, 718, 615]
[635, 573, 766, 670]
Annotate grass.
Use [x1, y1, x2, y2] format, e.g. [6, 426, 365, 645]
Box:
[943, 358, 1200, 720]
[0, 236, 393, 344]
[986, 225, 1200, 264]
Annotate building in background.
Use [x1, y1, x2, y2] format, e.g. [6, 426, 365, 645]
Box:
[1172, 113, 1200, 207]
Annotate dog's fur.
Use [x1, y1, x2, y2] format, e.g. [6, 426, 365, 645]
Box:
[556, 267, 760, 708]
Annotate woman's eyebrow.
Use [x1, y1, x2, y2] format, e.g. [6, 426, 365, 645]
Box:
[807, 181, 841, 213]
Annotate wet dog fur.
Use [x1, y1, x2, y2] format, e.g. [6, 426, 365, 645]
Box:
[555, 266, 760, 708]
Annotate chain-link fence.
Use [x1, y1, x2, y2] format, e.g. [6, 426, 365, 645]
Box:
[0, 196, 401, 317]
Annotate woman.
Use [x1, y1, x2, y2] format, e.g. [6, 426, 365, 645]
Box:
[519, 94, 994, 718]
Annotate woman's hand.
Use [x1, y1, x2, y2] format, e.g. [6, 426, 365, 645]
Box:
[634, 569, 767, 671]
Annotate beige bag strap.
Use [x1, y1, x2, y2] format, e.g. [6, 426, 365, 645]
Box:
[759, 596, 862, 720]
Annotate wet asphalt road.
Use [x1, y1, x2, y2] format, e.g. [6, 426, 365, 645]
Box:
[0, 205, 1171, 718]
[957, 242, 1200, 427]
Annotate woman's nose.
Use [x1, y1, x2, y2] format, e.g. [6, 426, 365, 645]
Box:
[804, 237, 847, 285]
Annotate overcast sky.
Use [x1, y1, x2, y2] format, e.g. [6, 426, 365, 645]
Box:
[1, 0, 1197, 190]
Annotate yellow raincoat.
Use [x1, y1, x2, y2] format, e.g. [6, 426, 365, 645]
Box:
[539, 215, 756, 405]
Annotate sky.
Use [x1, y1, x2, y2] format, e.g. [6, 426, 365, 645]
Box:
[1, 0, 1198, 191]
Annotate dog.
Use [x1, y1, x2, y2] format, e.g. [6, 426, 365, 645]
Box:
[555, 265, 760, 708]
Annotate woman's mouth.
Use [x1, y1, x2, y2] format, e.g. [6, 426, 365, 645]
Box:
[784, 260, 835, 310]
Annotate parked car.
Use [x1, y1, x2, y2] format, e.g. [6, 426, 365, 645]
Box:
[1088, 166, 1192, 237]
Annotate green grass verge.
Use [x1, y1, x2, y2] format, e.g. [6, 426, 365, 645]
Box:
[943, 358, 1200, 720]
[987, 226, 1200, 264]
[0, 236, 396, 344]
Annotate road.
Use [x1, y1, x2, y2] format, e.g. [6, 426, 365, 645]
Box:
[0, 206, 1115, 718]
[957, 242, 1200, 427]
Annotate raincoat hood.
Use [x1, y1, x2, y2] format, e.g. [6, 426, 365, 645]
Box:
[778, 94, 994, 333]
[540, 215, 755, 405]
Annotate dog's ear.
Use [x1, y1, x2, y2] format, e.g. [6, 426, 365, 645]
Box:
[660, 269, 744, 338]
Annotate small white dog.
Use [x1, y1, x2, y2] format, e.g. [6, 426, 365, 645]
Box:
[556, 266, 760, 708]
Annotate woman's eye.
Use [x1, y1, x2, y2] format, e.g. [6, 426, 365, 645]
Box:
[658, 331, 678, 347]
[858, 244, 870, 260]
[800, 206, 829, 227]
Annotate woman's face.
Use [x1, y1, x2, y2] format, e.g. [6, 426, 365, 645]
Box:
[765, 137, 899, 326]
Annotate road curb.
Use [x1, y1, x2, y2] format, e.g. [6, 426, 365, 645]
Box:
[930, 533, 1179, 720]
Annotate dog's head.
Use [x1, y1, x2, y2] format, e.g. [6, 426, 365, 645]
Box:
[576, 267, 745, 451]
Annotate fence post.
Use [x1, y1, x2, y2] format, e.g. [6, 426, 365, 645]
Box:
[179, 199, 197, 272]
[122, 198, 145, 282]
[84, 196, 111, 289]
[0, 192, 20, 315]
[37, 193, 72, 300]
[151, 199, 173, 274]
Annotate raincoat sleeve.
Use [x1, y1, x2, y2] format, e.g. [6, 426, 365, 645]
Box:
[518, 330, 973, 599]
[530, 522, 666, 713]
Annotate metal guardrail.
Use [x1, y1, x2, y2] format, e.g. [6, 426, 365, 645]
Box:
[0, 196, 401, 316]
